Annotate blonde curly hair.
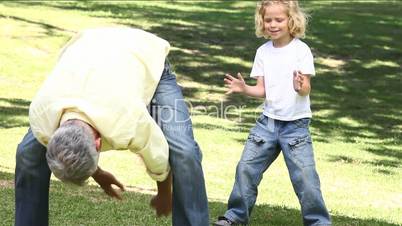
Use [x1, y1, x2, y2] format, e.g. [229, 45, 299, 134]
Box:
[255, 0, 309, 39]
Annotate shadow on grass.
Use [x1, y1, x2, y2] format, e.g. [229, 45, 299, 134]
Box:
[0, 170, 399, 226]
[1, 2, 401, 160]
[305, 1, 402, 151]
[327, 155, 400, 175]
[3, 1, 259, 87]
[0, 98, 30, 129]
[0, 14, 75, 35]
[210, 200, 400, 226]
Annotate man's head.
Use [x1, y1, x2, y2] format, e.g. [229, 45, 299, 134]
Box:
[46, 120, 100, 185]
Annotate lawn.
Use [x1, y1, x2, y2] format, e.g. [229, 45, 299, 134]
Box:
[0, 1, 401, 225]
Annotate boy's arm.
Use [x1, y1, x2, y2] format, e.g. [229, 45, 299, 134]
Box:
[225, 73, 265, 98]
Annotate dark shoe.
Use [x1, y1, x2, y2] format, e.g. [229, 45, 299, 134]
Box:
[213, 216, 237, 226]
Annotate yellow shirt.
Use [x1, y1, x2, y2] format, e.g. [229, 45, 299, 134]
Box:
[29, 27, 170, 181]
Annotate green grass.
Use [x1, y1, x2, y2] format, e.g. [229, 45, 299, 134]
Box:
[1, 1, 401, 225]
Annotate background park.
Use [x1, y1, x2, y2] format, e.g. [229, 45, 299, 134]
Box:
[0, 1, 401, 225]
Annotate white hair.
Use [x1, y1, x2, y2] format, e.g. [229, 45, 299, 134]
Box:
[46, 120, 99, 185]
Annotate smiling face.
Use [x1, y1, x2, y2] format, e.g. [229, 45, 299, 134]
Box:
[263, 3, 292, 47]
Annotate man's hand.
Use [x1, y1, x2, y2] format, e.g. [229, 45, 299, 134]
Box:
[92, 167, 125, 200]
[150, 172, 172, 217]
[150, 193, 172, 217]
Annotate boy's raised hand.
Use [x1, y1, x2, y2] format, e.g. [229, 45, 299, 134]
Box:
[293, 70, 303, 92]
[293, 70, 311, 96]
[224, 73, 246, 94]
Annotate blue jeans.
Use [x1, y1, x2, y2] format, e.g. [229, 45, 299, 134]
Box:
[150, 60, 209, 226]
[224, 114, 331, 226]
[14, 60, 209, 226]
[15, 128, 51, 226]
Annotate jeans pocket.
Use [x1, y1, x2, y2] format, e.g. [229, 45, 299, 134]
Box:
[241, 133, 266, 162]
[294, 118, 310, 128]
[256, 114, 266, 123]
[288, 135, 315, 167]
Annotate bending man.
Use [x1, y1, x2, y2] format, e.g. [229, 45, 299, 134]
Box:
[15, 27, 209, 226]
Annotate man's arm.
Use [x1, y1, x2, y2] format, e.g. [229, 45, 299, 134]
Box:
[130, 106, 171, 216]
[92, 166, 125, 200]
[150, 172, 172, 216]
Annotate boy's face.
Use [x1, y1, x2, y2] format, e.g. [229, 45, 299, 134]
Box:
[263, 3, 291, 46]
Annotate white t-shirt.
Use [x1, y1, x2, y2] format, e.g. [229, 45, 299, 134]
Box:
[250, 38, 315, 121]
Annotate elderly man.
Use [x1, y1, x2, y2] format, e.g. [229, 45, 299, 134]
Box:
[15, 27, 209, 226]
